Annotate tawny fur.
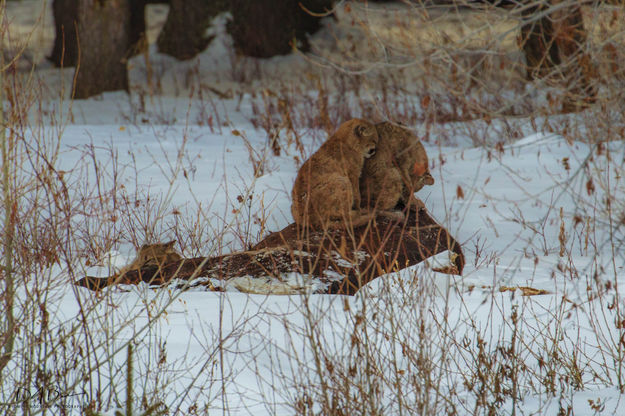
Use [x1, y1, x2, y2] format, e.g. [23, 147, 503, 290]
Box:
[291, 119, 382, 229]
[116, 240, 182, 279]
[360, 122, 435, 213]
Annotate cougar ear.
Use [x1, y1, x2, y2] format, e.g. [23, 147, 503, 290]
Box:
[354, 123, 374, 138]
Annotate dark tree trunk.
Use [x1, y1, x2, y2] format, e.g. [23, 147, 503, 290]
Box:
[519, 0, 596, 112]
[49, 0, 79, 67]
[50, 0, 146, 66]
[157, 0, 226, 60]
[74, 0, 131, 99]
[228, 0, 334, 58]
[129, 0, 147, 56]
[520, 4, 557, 80]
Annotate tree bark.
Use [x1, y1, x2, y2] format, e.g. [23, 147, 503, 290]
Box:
[157, 0, 226, 60]
[51, 0, 146, 66]
[228, 0, 333, 58]
[129, 0, 147, 56]
[73, 0, 131, 99]
[519, 0, 596, 112]
[49, 0, 79, 67]
[75, 207, 465, 295]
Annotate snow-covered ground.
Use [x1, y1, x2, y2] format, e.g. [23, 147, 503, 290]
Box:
[43, 121, 625, 416]
[3, 1, 625, 415]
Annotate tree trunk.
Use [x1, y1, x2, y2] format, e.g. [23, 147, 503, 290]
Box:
[49, 0, 79, 67]
[50, 0, 145, 66]
[519, 0, 596, 112]
[157, 0, 226, 60]
[228, 0, 333, 58]
[73, 0, 130, 99]
[129, 0, 147, 56]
